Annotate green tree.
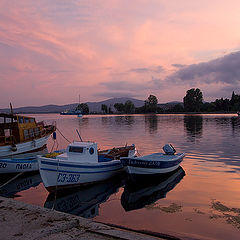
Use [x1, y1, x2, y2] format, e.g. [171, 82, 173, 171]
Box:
[144, 95, 158, 113]
[114, 103, 125, 113]
[76, 103, 89, 114]
[124, 100, 135, 113]
[170, 104, 184, 113]
[183, 88, 203, 112]
[101, 104, 108, 114]
[230, 91, 240, 111]
[201, 102, 216, 112]
[214, 98, 230, 111]
[108, 106, 113, 114]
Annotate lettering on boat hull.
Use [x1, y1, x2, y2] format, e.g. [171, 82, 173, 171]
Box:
[16, 163, 32, 170]
[0, 163, 7, 168]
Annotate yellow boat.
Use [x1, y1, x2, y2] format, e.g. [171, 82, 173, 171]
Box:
[0, 113, 55, 158]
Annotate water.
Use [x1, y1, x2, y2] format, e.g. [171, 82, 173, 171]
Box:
[1, 113, 240, 239]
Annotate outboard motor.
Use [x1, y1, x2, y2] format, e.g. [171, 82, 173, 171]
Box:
[163, 144, 176, 155]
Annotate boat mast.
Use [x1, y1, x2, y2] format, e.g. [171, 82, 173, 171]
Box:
[9, 103, 16, 149]
[10, 103, 13, 144]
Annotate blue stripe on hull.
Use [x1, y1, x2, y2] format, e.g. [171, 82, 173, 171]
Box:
[40, 167, 122, 174]
[40, 160, 122, 169]
[121, 158, 183, 169]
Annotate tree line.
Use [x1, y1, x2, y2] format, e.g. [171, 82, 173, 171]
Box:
[182, 88, 240, 113]
[77, 89, 240, 114]
[102, 89, 240, 114]
[100, 95, 161, 114]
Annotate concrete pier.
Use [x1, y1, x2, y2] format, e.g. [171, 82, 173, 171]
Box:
[0, 196, 167, 240]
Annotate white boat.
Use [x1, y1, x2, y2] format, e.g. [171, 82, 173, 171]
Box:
[0, 148, 48, 174]
[38, 141, 136, 192]
[121, 144, 185, 175]
[0, 113, 56, 157]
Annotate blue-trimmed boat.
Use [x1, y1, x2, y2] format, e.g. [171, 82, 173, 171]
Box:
[0, 148, 48, 174]
[121, 144, 185, 175]
[38, 141, 136, 192]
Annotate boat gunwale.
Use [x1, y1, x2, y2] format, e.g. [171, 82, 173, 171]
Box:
[38, 157, 123, 169]
[121, 152, 185, 162]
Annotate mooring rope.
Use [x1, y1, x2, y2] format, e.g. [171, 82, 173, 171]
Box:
[56, 127, 71, 143]
[52, 157, 60, 210]
[0, 172, 24, 188]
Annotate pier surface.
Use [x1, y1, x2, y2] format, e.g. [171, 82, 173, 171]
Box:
[0, 196, 168, 240]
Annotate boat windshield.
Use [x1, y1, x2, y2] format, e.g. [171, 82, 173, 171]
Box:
[69, 146, 84, 153]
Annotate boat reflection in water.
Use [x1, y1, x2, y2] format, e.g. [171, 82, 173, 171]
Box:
[0, 148, 48, 197]
[0, 171, 42, 198]
[44, 173, 126, 218]
[121, 167, 185, 211]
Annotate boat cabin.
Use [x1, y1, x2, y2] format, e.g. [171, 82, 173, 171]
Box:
[57, 141, 98, 163]
[0, 113, 44, 146]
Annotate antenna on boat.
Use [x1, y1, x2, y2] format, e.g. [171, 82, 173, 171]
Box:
[9, 103, 17, 151]
[76, 129, 83, 141]
[10, 102, 13, 115]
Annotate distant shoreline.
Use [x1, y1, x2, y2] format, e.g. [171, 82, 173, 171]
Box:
[12, 111, 239, 115]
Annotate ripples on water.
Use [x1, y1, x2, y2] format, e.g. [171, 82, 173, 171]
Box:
[1, 114, 240, 239]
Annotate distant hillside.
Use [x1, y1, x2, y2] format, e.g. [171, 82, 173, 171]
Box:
[0, 97, 145, 114]
[0, 104, 78, 114]
[0, 98, 183, 114]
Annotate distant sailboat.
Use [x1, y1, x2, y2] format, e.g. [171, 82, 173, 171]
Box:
[60, 95, 83, 116]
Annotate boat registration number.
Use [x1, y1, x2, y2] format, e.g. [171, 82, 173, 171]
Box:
[57, 173, 80, 183]
[0, 163, 7, 168]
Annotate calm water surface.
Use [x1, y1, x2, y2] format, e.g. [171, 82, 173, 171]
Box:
[1, 114, 240, 240]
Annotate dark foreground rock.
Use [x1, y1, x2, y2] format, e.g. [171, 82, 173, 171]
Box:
[0, 196, 164, 240]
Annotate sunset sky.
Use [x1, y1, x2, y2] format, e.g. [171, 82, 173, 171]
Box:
[0, 0, 240, 108]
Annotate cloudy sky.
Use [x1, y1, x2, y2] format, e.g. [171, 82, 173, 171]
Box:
[0, 0, 240, 107]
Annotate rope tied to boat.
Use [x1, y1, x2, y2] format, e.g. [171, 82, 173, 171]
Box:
[56, 127, 71, 143]
[0, 172, 24, 189]
[52, 157, 60, 210]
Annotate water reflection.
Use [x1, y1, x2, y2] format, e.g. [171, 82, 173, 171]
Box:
[184, 115, 203, 140]
[11, 114, 240, 239]
[101, 116, 113, 126]
[0, 172, 41, 198]
[114, 116, 135, 126]
[145, 115, 158, 134]
[231, 117, 240, 134]
[44, 174, 125, 218]
[78, 117, 89, 127]
[121, 167, 185, 211]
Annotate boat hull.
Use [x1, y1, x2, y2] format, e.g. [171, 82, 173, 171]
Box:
[38, 157, 124, 192]
[0, 157, 39, 174]
[121, 153, 185, 175]
[0, 148, 48, 174]
[0, 135, 50, 157]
